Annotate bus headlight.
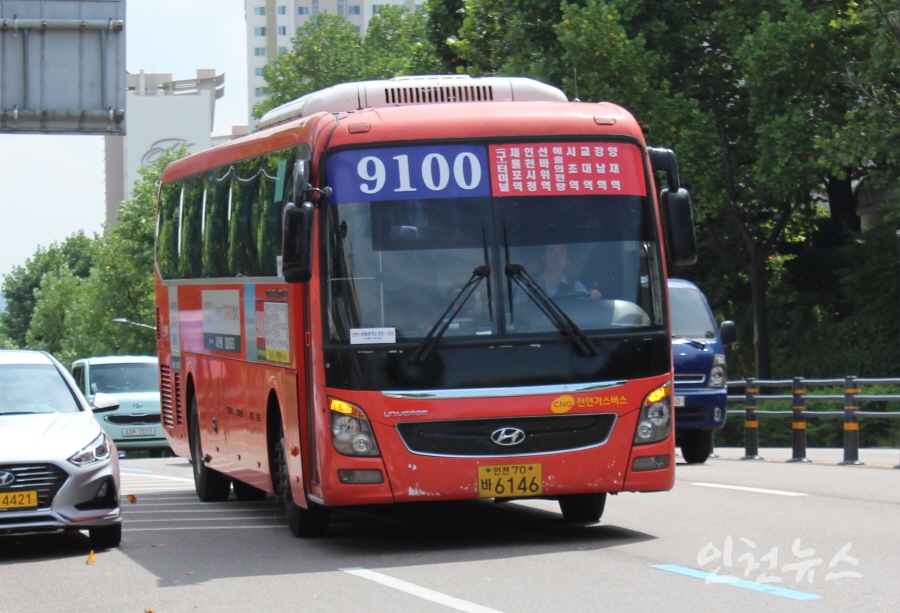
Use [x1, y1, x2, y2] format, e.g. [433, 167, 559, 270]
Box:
[329, 398, 380, 457]
[633, 384, 672, 444]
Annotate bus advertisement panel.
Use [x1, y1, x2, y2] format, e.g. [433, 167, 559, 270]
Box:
[154, 76, 695, 536]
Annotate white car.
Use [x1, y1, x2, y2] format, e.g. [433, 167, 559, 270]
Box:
[0, 350, 123, 548]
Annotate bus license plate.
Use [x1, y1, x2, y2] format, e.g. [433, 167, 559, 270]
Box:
[674, 396, 685, 407]
[122, 428, 156, 437]
[0, 490, 38, 509]
[477, 464, 542, 498]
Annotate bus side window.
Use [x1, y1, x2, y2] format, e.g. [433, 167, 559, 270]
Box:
[157, 182, 182, 279]
[255, 154, 292, 276]
[180, 176, 205, 279]
[203, 168, 232, 278]
[231, 159, 261, 277]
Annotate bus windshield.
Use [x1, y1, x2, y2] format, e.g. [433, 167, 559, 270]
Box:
[325, 193, 664, 345]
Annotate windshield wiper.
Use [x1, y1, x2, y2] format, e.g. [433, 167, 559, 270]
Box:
[409, 264, 491, 363]
[502, 223, 597, 356]
[0, 412, 39, 416]
[505, 262, 600, 357]
[672, 335, 708, 348]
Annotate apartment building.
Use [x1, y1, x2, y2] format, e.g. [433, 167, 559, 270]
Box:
[244, 0, 419, 128]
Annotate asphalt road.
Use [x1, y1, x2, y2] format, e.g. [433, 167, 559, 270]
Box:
[1, 448, 898, 613]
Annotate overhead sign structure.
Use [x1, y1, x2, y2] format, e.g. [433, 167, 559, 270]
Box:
[0, 0, 125, 134]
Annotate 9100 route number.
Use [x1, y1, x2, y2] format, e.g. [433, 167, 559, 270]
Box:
[477, 463, 542, 498]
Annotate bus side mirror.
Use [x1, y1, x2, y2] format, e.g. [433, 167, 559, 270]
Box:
[719, 320, 737, 346]
[661, 188, 698, 267]
[292, 159, 310, 203]
[282, 201, 316, 283]
[648, 147, 680, 192]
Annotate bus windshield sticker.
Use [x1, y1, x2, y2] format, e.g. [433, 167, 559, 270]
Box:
[489, 143, 646, 197]
[257, 301, 291, 363]
[349, 328, 397, 345]
[202, 290, 242, 354]
[327, 145, 490, 204]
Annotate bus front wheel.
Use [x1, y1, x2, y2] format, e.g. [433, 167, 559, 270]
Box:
[274, 437, 330, 537]
[190, 400, 231, 502]
[558, 492, 607, 522]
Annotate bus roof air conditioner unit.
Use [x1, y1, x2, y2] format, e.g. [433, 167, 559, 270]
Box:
[258, 75, 568, 129]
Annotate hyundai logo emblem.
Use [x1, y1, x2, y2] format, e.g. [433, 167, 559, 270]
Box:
[490, 427, 526, 446]
[0, 471, 14, 486]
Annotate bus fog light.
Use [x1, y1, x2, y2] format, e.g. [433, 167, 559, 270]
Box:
[338, 469, 384, 484]
[632, 455, 670, 471]
[714, 407, 723, 421]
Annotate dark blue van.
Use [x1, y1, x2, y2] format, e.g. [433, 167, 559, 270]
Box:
[668, 279, 737, 463]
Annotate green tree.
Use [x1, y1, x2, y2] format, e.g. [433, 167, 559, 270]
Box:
[0, 232, 95, 348]
[253, 13, 364, 118]
[26, 267, 85, 359]
[423, 0, 466, 72]
[555, 0, 855, 379]
[365, 5, 443, 77]
[253, 8, 443, 119]
[0, 332, 14, 349]
[452, 0, 585, 82]
[64, 150, 186, 363]
[817, 0, 900, 225]
[25, 148, 185, 366]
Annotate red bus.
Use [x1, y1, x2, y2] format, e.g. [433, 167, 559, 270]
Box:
[154, 75, 697, 537]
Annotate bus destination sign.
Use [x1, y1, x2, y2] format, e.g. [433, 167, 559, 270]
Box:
[326, 142, 646, 204]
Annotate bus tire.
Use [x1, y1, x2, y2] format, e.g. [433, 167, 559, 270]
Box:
[190, 399, 231, 502]
[680, 429, 713, 464]
[558, 492, 606, 522]
[275, 437, 330, 537]
[232, 479, 267, 501]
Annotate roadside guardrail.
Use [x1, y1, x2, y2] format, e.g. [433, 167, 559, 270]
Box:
[726, 377, 900, 469]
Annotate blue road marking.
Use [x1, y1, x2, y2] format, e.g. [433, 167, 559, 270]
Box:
[653, 564, 822, 601]
[119, 467, 153, 473]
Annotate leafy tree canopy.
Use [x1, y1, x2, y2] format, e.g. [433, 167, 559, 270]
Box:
[10, 147, 186, 366]
[0, 232, 95, 348]
[253, 7, 443, 119]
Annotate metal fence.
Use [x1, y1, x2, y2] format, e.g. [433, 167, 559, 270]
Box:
[726, 376, 900, 468]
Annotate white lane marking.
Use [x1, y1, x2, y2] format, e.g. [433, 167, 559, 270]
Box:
[124, 517, 284, 523]
[121, 473, 194, 483]
[691, 482, 807, 497]
[125, 526, 285, 532]
[123, 501, 263, 507]
[342, 567, 506, 613]
[124, 508, 282, 514]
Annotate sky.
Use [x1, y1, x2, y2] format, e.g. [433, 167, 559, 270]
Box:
[0, 0, 249, 280]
